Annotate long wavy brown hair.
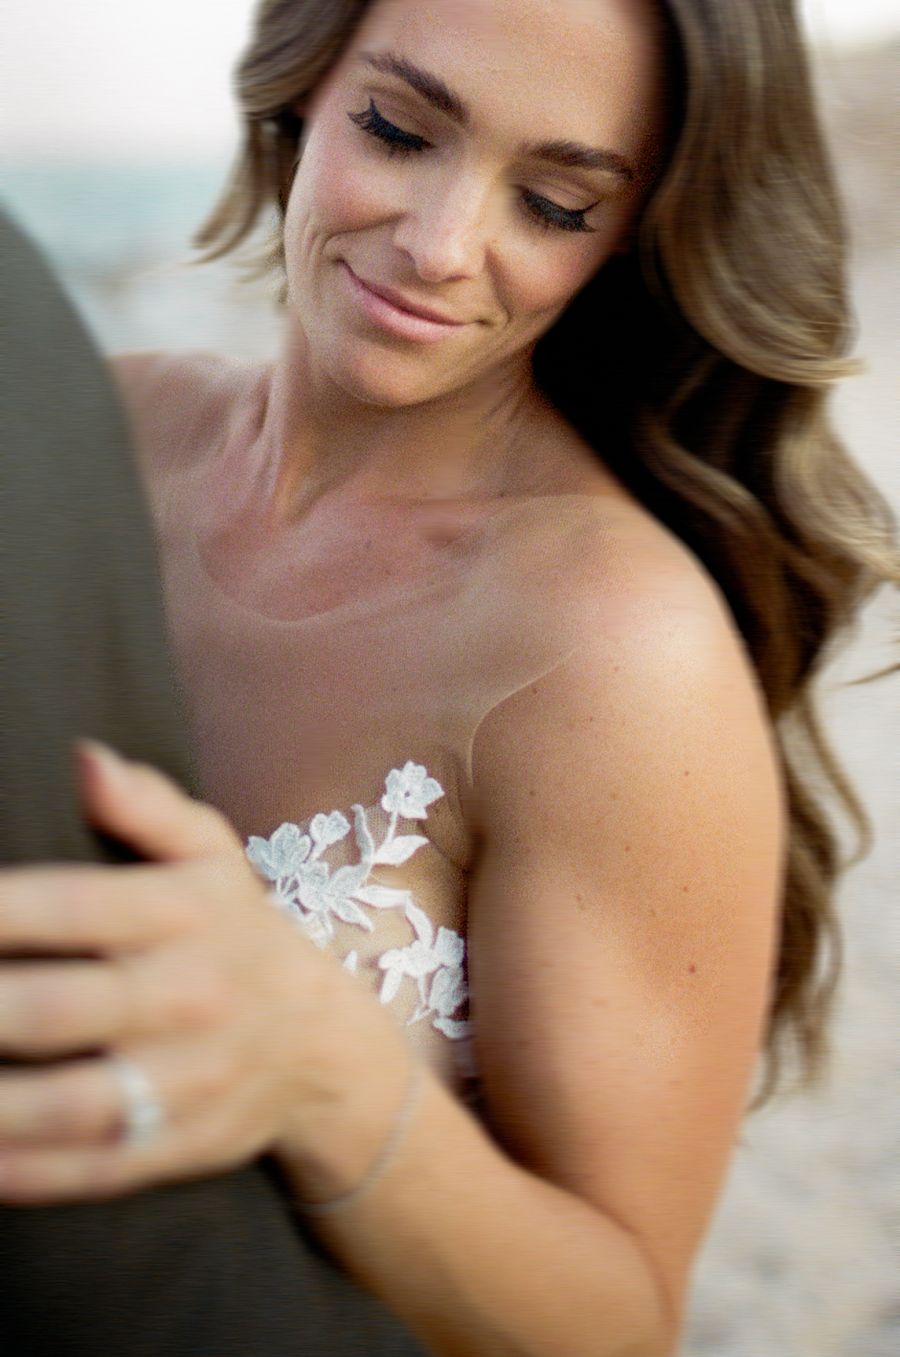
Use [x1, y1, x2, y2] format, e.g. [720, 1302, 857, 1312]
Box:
[195, 0, 900, 1114]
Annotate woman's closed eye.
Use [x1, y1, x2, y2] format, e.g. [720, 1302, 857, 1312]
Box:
[347, 99, 601, 235]
[349, 98, 430, 157]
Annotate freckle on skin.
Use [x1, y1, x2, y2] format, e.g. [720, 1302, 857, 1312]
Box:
[689, 964, 697, 974]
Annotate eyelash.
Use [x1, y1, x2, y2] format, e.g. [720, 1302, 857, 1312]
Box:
[347, 100, 599, 235]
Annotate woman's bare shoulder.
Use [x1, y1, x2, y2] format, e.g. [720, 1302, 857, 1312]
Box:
[109, 347, 252, 408]
[109, 348, 265, 473]
[571, 495, 747, 654]
[488, 486, 714, 611]
[494, 409, 724, 621]
[513, 490, 755, 703]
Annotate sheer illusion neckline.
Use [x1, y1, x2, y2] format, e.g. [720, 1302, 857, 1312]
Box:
[184, 433, 636, 630]
[185, 457, 539, 629]
[189, 512, 501, 629]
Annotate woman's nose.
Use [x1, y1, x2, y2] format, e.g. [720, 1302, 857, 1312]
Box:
[392, 174, 494, 284]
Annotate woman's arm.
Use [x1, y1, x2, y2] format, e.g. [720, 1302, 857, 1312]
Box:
[285, 1040, 668, 1357]
[273, 556, 785, 1357]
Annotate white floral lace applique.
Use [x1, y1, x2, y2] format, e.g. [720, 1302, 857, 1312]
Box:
[245, 762, 473, 1049]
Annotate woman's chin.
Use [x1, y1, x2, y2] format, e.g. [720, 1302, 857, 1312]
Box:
[325, 344, 451, 409]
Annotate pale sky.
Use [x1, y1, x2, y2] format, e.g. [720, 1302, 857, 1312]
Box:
[2, 0, 898, 159]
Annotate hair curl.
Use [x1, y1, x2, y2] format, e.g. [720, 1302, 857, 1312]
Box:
[194, 0, 899, 1115]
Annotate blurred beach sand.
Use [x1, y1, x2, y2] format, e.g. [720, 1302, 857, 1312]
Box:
[685, 41, 900, 1357]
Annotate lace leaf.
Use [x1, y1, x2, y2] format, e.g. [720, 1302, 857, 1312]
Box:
[328, 897, 375, 930]
[374, 834, 430, 866]
[329, 863, 370, 895]
[352, 803, 376, 861]
[404, 899, 435, 947]
[434, 1017, 473, 1040]
[353, 885, 414, 908]
[379, 966, 405, 1005]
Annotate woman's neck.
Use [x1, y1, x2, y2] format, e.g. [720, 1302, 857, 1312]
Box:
[251, 317, 564, 526]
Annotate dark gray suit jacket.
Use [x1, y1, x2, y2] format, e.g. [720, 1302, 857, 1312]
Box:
[0, 206, 424, 1356]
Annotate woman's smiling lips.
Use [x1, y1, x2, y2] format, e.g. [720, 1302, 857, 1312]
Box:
[340, 262, 473, 342]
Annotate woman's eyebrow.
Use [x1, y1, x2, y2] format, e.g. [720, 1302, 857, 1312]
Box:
[360, 50, 470, 127]
[357, 49, 635, 183]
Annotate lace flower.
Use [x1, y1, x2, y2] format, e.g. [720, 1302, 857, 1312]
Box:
[379, 900, 469, 1036]
[246, 811, 371, 944]
[246, 765, 470, 1042]
[381, 762, 444, 821]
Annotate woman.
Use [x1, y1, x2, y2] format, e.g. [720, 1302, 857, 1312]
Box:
[0, 2, 896, 1355]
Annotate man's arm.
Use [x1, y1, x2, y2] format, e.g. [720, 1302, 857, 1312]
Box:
[0, 207, 425, 1357]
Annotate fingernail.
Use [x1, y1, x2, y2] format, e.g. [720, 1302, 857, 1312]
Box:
[75, 738, 126, 778]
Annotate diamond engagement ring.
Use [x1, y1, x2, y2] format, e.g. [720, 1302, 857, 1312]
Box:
[107, 1053, 167, 1148]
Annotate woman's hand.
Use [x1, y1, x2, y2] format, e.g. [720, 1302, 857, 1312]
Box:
[0, 740, 391, 1205]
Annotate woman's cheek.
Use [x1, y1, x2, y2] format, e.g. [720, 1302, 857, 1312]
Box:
[320, 166, 389, 238]
[301, 128, 400, 242]
[523, 208, 634, 321]
[513, 244, 602, 322]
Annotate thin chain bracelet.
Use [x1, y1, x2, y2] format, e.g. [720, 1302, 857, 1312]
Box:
[294, 1055, 426, 1216]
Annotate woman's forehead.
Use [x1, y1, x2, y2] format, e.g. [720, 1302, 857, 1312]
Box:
[339, 0, 667, 161]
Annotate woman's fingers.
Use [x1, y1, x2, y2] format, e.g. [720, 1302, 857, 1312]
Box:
[0, 960, 127, 1057]
[0, 754, 332, 1201]
[0, 1092, 256, 1205]
[75, 740, 243, 864]
[0, 860, 220, 954]
[0, 1037, 235, 1149]
[0, 951, 228, 1058]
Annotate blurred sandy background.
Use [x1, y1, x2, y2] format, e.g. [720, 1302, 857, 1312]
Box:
[684, 40, 900, 1357]
[1, 16, 898, 1357]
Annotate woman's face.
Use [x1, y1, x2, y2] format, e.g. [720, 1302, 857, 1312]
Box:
[284, 0, 666, 407]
